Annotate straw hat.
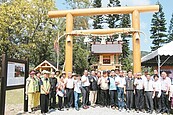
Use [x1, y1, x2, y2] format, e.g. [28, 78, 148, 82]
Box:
[41, 70, 50, 74]
[72, 73, 77, 76]
[62, 71, 66, 74]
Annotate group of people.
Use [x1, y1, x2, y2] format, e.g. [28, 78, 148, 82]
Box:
[25, 68, 173, 115]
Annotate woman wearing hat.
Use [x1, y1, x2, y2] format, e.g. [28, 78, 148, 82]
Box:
[25, 70, 36, 113]
[40, 70, 51, 114]
[57, 75, 66, 111]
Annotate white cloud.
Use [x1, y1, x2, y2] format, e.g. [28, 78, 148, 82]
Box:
[98, 0, 152, 8]
[120, 0, 151, 6]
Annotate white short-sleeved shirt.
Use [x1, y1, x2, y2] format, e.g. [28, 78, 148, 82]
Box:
[160, 77, 171, 91]
[74, 80, 82, 93]
[153, 80, 161, 92]
[144, 79, 154, 91]
[134, 78, 144, 90]
[115, 76, 126, 88]
[66, 78, 74, 89]
[81, 75, 90, 87]
[100, 76, 109, 90]
[153, 80, 161, 97]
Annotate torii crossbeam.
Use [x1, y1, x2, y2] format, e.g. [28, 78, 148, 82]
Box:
[48, 5, 159, 73]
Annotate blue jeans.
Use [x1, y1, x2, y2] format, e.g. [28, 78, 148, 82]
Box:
[74, 91, 80, 109]
[117, 87, 124, 109]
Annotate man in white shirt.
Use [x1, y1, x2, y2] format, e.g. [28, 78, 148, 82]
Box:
[98, 70, 109, 107]
[74, 75, 82, 111]
[66, 72, 74, 108]
[153, 74, 161, 113]
[134, 72, 144, 113]
[160, 71, 171, 114]
[115, 70, 126, 111]
[81, 70, 90, 109]
[143, 74, 155, 114]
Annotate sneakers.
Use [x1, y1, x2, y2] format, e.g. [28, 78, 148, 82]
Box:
[127, 109, 130, 113]
[75, 108, 79, 111]
[83, 105, 88, 109]
[111, 106, 115, 110]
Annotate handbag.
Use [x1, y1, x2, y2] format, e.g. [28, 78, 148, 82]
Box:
[56, 90, 64, 97]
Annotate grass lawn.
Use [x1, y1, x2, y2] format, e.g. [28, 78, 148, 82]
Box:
[6, 88, 24, 104]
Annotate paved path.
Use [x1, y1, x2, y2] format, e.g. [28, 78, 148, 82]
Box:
[47, 106, 163, 115]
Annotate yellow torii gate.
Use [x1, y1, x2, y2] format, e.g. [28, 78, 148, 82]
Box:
[48, 5, 159, 74]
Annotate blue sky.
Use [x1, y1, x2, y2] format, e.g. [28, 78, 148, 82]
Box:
[55, 0, 173, 52]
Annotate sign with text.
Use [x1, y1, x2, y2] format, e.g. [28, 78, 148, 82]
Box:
[7, 61, 25, 87]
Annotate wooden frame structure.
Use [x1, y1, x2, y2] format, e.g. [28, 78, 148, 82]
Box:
[48, 5, 159, 73]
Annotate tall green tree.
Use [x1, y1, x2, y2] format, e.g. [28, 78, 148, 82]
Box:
[88, 0, 104, 68]
[119, 14, 132, 71]
[167, 13, 173, 43]
[92, 0, 103, 30]
[0, 0, 64, 67]
[106, 0, 121, 41]
[150, 2, 167, 51]
[106, 0, 121, 28]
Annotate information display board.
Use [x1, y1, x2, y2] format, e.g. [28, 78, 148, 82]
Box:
[7, 61, 25, 87]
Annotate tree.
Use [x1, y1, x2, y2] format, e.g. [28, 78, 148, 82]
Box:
[150, 2, 167, 51]
[119, 14, 132, 71]
[167, 13, 173, 43]
[106, 0, 121, 41]
[92, 0, 103, 31]
[0, 0, 64, 67]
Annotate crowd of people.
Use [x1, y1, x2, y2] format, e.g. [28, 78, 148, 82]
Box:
[25, 69, 173, 115]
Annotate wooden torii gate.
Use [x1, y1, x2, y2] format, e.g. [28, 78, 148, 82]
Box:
[48, 5, 159, 74]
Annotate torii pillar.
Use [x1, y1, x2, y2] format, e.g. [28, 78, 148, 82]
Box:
[48, 5, 159, 74]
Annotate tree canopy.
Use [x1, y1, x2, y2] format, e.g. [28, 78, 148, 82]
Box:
[0, 0, 65, 67]
[150, 2, 167, 51]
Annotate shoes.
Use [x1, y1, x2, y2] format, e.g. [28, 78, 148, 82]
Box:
[111, 106, 115, 110]
[91, 105, 96, 108]
[106, 105, 110, 108]
[127, 109, 130, 113]
[149, 110, 153, 114]
[75, 108, 79, 111]
[58, 108, 64, 111]
[83, 106, 88, 109]
[146, 110, 150, 113]
[161, 110, 166, 114]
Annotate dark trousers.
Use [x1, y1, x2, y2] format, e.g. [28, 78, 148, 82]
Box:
[66, 88, 74, 108]
[49, 91, 56, 109]
[96, 87, 102, 105]
[109, 90, 117, 107]
[145, 91, 154, 111]
[126, 90, 134, 110]
[58, 95, 63, 109]
[161, 91, 169, 112]
[40, 94, 49, 113]
[135, 89, 144, 110]
[101, 89, 109, 106]
[154, 92, 161, 111]
[63, 89, 68, 108]
[81, 86, 89, 106]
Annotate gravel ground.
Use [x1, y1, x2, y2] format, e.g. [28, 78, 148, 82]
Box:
[48, 107, 164, 115]
[7, 104, 170, 115]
